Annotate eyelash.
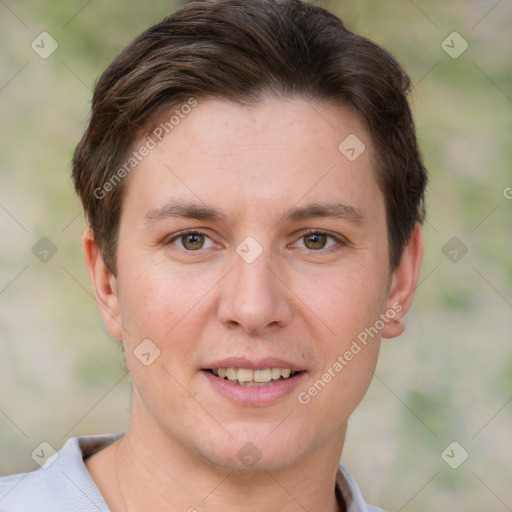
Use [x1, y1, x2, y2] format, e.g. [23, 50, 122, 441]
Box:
[166, 228, 346, 254]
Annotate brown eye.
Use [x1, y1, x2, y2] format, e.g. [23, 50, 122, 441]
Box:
[303, 233, 328, 250]
[181, 233, 205, 250]
[168, 231, 215, 251]
[292, 230, 341, 252]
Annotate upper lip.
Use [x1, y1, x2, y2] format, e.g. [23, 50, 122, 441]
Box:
[203, 357, 306, 372]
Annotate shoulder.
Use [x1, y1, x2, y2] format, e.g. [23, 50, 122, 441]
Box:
[0, 434, 122, 512]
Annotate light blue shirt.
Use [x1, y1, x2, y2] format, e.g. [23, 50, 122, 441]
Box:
[0, 433, 384, 511]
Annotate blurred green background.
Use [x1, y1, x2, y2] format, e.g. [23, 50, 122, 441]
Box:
[0, 1, 511, 510]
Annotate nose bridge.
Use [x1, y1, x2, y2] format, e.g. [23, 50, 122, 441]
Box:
[218, 239, 291, 332]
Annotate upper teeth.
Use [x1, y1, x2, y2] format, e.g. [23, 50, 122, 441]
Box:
[212, 367, 295, 384]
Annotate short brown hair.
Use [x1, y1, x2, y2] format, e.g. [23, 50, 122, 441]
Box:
[72, 0, 427, 274]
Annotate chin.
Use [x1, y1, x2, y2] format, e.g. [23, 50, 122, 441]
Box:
[194, 424, 310, 473]
[203, 448, 302, 474]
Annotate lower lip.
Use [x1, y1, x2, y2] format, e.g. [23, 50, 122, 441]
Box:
[201, 370, 307, 406]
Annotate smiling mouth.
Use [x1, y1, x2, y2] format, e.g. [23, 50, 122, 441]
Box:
[204, 367, 304, 387]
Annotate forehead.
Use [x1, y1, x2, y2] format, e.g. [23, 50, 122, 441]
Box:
[121, 97, 384, 226]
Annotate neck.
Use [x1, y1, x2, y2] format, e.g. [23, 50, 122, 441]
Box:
[92, 398, 346, 512]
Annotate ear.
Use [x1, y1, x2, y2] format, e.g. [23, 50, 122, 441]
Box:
[381, 222, 423, 339]
[82, 228, 123, 340]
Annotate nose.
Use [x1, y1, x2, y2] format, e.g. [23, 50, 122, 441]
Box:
[217, 243, 293, 335]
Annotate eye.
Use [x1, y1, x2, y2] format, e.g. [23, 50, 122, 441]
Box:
[168, 230, 216, 251]
[293, 230, 342, 251]
[166, 229, 344, 253]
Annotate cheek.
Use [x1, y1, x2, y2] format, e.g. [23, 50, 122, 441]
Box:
[298, 316, 381, 425]
[299, 259, 389, 340]
[294, 261, 386, 413]
[118, 262, 207, 415]
[116, 260, 218, 394]
[117, 259, 206, 339]
[315, 345, 379, 423]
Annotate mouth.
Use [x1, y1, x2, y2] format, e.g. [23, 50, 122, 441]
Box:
[203, 367, 305, 387]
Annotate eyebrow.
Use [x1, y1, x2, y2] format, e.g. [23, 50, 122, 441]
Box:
[285, 202, 365, 224]
[143, 201, 365, 226]
[144, 202, 228, 224]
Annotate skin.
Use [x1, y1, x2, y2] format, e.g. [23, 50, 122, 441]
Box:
[83, 97, 423, 512]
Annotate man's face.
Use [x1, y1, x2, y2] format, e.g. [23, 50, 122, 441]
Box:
[107, 98, 396, 470]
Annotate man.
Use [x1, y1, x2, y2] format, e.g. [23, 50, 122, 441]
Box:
[0, 0, 426, 510]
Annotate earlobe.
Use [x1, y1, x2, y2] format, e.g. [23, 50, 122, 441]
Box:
[381, 223, 423, 340]
[82, 228, 123, 340]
